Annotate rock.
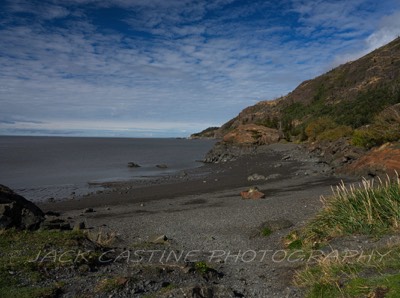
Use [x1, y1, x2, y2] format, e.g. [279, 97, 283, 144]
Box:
[265, 173, 281, 180]
[204, 142, 256, 163]
[128, 162, 141, 168]
[150, 234, 169, 244]
[45, 211, 60, 217]
[156, 164, 168, 169]
[247, 174, 266, 181]
[240, 187, 265, 200]
[0, 184, 45, 230]
[222, 124, 280, 146]
[41, 218, 71, 230]
[83, 208, 95, 213]
[73, 221, 86, 230]
[339, 143, 400, 177]
[47, 197, 55, 203]
[274, 163, 282, 168]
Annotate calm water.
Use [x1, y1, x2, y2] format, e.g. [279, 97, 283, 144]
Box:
[0, 136, 216, 202]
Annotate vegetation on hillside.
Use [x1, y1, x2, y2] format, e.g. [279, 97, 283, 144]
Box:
[213, 37, 400, 147]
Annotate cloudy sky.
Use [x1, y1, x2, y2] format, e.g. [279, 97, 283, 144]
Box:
[1, 0, 400, 137]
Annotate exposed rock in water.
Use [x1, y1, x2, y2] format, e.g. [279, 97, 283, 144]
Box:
[156, 164, 168, 169]
[0, 184, 45, 230]
[128, 162, 141, 168]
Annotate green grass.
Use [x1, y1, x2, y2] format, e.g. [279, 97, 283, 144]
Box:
[194, 261, 213, 275]
[289, 174, 400, 297]
[0, 229, 99, 298]
[261, 227, 272, 237]
[294, 244, 400, 298]
[299, 175, 400, 248]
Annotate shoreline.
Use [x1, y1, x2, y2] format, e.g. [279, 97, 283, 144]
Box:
[38, 143, 351, 212]
[35, 143, 360, 296]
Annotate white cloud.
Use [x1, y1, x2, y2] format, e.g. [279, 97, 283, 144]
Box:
[1, 0, 400, 136]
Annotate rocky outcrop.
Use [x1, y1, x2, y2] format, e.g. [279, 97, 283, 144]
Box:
[0, 185, 45, 230]
[203, 124, 280, 163]
[339, 143, 400, 177]
[222, 124, 280, 145]
[308, 139, 365, 169]
[203, 142, 256, 163]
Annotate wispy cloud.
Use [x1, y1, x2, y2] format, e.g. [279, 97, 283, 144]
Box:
[0, 0, 399, 137]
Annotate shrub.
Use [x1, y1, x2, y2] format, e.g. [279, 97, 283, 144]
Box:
[316, 125, 353, 141]
[305, 117, 336, 141]
[352, 104, 400, 148]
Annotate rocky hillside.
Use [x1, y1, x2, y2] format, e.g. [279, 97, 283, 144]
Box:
[216, 37, 400, 141]
[203, 37, 400, 174]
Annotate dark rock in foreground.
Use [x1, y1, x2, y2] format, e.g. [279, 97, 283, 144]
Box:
[0, 184, 45, 230]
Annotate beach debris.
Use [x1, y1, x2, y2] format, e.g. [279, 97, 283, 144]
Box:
[83, 208, 95, 213]
[240, 187, 265, 200]
[247, 173, 266, 181]
[156, 164, 168, 169]
[150, 234, 169, 244]
[140, 203, 144, 207]
[274, 163, 282, 168]
[128, 162, 141, 168]
[0, 184, 45, 230]
[281, 155, 291, 160]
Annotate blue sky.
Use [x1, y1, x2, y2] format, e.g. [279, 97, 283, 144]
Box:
[1, 0, 400, 137]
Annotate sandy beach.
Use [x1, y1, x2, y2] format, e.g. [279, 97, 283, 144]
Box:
[35, 143, 358, 297]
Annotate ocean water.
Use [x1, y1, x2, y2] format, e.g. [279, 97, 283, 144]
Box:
[0, 136, 216, 202]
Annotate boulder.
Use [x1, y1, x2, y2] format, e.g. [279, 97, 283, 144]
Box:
[128, 162, 141, 168]
[240, 187, 265, 200]
[0, 185, 45, 230]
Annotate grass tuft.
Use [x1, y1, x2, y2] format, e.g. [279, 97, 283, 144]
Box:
[290, 173, 400, 297]
[300, 174, 400, 248]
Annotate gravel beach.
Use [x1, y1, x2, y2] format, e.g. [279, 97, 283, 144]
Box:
[38, 143, 357, 297]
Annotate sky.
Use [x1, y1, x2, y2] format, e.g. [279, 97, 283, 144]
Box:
[1, 0, 400, 138]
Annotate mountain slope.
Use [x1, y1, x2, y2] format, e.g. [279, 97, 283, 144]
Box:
[216, 37, 400, 141]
